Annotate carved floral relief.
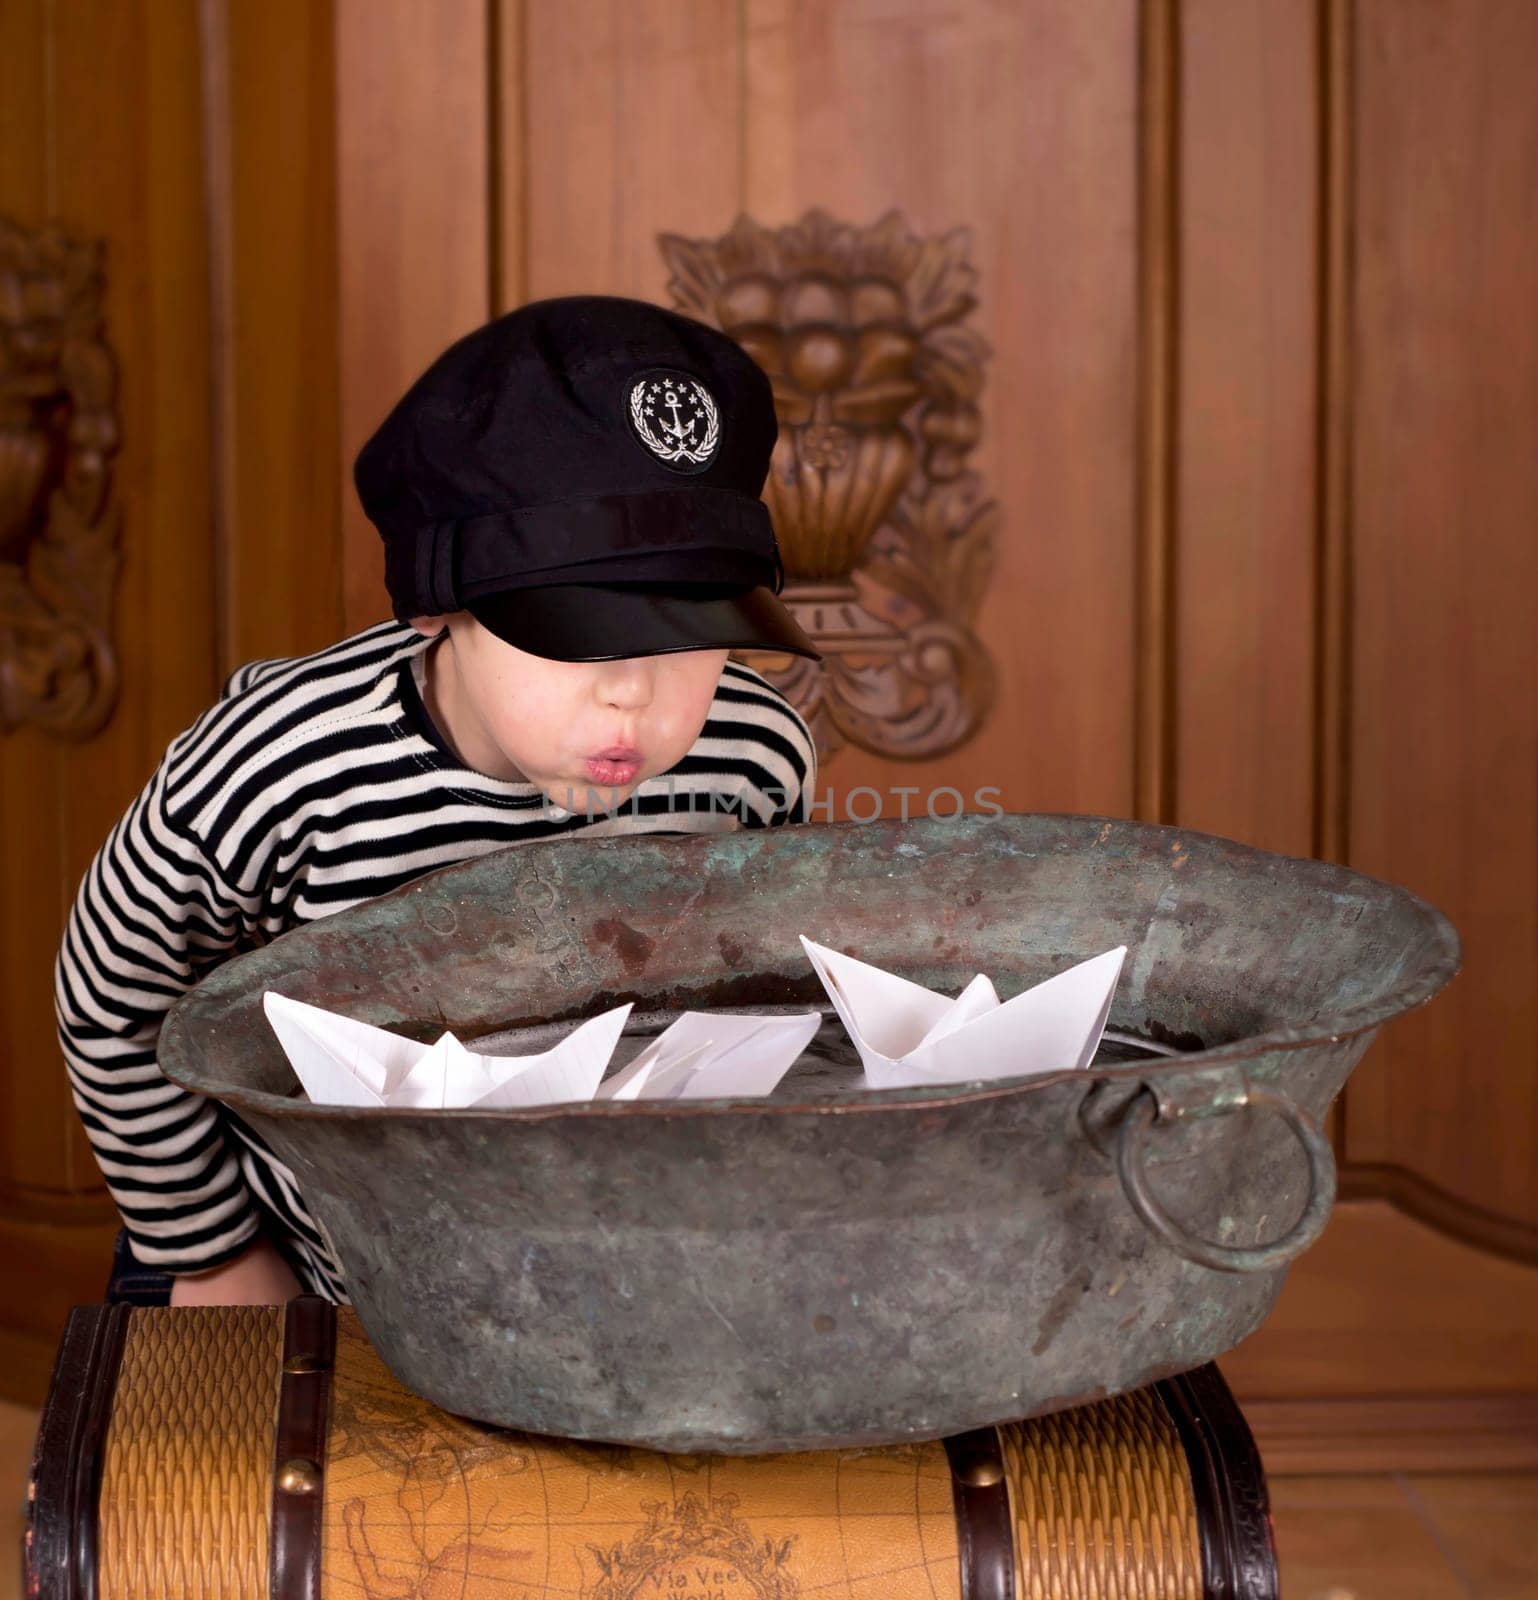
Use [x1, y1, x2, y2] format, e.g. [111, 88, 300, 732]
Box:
[0, 216, 120, 738]
[661, 209, 997, 761]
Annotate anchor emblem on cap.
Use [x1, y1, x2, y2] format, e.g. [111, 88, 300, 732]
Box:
[627, 371, 721, 471]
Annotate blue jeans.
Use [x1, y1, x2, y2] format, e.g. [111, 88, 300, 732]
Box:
[104, 1228, 173, 1307]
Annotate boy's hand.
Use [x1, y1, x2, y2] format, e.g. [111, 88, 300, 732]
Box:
[169, 1235, 303, 1306]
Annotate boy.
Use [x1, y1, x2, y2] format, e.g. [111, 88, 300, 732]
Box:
[55, 297, 820, 1307]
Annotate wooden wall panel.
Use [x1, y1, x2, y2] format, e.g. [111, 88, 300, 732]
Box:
[1172, 0, 1319, 856]
[337, 0, 490, 634]
[0, 0, 72, 1203]
[1225, 1200, 1538, 1397]
[1342, 0, 1538, 1233]
[521, 1, 742, 306]
[1133, 0, 1177, 827]
[504, 0, 1140, 816]
[49, 0, 219, 1199]
[0, 746, 68, 1198]
[744, 0, 1139, 818]
[0, 0, 217, 1210]
[0, 0, 47, 213]
[217, 0, 344, 670]
[1225, 1200, 1538, 1472]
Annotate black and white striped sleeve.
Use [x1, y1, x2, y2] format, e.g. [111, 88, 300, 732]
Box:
[716, 660, 819, 828]
[53, 745, 262, 1274]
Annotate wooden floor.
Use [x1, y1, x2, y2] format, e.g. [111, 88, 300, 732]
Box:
[1269, 1473, 1538, 1597]
[4, 1397, 1533, 1597]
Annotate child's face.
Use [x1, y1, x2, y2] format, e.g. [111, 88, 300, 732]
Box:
[421, 614, 729, 808]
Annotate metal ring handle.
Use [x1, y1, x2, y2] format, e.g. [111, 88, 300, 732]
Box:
[1114, 1084, 1337, 1273]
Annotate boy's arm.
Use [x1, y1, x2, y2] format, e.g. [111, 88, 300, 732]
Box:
[774, 687, 819, 826]
[169, 1234, 300, 1305]
[54, 758, 272, 1283]
[712, 660, 819, 830]
[792, 727, 819, 824]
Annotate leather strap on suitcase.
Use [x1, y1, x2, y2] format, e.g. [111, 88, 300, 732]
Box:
[24, 1297, 1276, 1599]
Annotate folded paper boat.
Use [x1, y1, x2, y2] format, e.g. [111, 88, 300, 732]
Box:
[800, 936, 1127, 1089]
[263, 991, 823, 1109]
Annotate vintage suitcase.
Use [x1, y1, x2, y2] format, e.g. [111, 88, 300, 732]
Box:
[24, 1297, 1277, 1600]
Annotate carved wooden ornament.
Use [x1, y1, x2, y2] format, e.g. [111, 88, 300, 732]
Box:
[0, 216, 120, 738]
[661, 209, 996, 761]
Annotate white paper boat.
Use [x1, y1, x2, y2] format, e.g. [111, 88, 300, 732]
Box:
[596, 1010, 823, 1102]
[262, 991, 634, 1109]
[799, 937, 1127, 1090]
[264, 991, 820, 1109]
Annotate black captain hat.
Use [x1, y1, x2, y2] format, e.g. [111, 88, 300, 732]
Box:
[354, 295, 820, 664]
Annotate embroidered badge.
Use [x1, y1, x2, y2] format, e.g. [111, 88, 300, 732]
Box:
[627, 370, 721, 472]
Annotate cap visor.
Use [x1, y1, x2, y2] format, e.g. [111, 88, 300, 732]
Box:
[465, 582, 823, 664]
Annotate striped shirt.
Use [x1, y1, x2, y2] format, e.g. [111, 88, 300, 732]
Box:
[55, 619, 817, 1298]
